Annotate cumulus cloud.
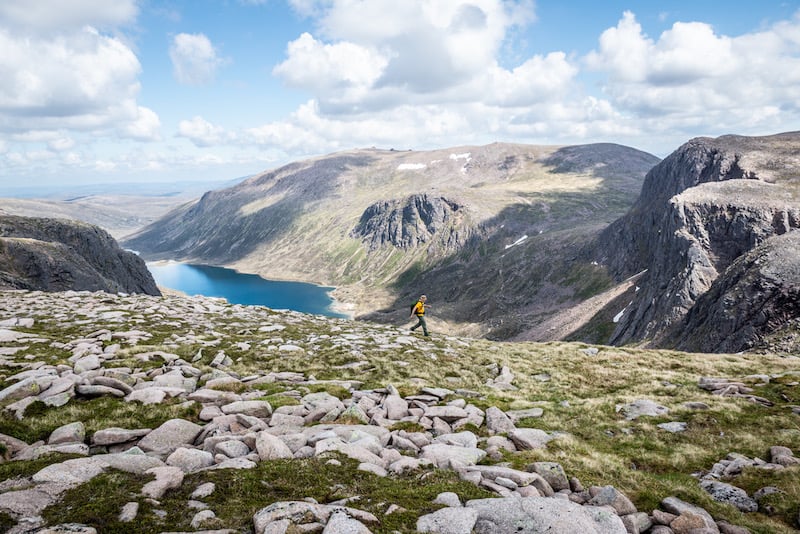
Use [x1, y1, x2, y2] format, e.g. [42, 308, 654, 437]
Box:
[123, 106, 162, 141]
[585, 10, 800, 132]
[178, 116, 233, 147]
[0, 0, 162, 181]
[170, 33, 225, 85]
[274, 0, 537, 108]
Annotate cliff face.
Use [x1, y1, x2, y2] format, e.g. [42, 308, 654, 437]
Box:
[593, 132, 800, 351]
[671, 231, 800, 353]
[351, 194, 470, 252]
[0, 215, 160, 295]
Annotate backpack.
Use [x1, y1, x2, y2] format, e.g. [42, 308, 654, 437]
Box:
[410, 301, 419, 314]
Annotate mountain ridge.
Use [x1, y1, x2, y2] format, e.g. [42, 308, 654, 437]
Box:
[124, 141, 659, 337]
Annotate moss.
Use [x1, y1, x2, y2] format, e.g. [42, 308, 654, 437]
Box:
[42, 470, 158, 533]
[0, 396, 201, 444]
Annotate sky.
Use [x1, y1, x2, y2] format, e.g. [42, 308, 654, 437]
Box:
[1, 0, 799, 188]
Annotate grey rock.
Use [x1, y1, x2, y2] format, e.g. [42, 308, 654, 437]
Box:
[616, 399, 669, 420]
[700, 480, 758, 512]
[32, 457, 108, 486]
[358, 462, 387, 477]
[466, 496, 626, 533]
[91, 427, 151, 446]
[221, 400, 273, 418]
[322, 510, 373, 533]
[166, 447, 215, 473]
[137, 419, 203, 454]
[384, 395, 409, 420]
[660, 497, 719, 532]
[587, 486, 637, 515]
[508, 428, 551, 450]
[433, 492, 462, 507]
[424, 405, 469, 422]
[188, 388, 242, 405]
[192, 482, 217, 499]
[252, 501, 378, 533]
[421, 444, 486, 468]
[76, 384, 126, 398]
[95, 449, 165, 474]
[0, 377, 43, 402]
[256, 431, 295, 460]
[141, 466, 184, 499]
[658, 422, 688, 433]
[527, 462, 569, 491]
[192, 510, 217, 528]
[119, 501, 139, 522]
[48, 421, 85, 445]
[417, 507, 478, 533]
[90, 376, 134, 395]
[216, 439, 251, 458]
[125, 388, 167, 404]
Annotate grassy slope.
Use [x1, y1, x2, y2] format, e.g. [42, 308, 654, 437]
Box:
[123, 143, 657, 336]
[0, 290, 798, 533]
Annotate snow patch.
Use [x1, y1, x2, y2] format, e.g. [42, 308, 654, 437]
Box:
[613, 301, 634, 323]
[449, 153, 471, 161]
[397, 163, 426, 171]
[504, 235, 528, 250]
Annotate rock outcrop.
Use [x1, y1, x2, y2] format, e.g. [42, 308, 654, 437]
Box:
[594, 132, 800, 351]
[0, 215, 159, 295]
[351, 194, 469, 251]
[672, 231, 800, 353]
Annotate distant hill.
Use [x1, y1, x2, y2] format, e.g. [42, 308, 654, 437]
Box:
[123, 142, 659, 337]
[0, 178, 242, 239]
[0, 215, 160, 295]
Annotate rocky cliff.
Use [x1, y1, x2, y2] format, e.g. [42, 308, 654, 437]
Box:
[0, 215, 160, 295]
[590, 133, 800, 352]
[351, 194, 470, 252]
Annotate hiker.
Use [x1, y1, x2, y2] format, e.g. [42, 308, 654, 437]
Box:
[410, 294, 431, 336]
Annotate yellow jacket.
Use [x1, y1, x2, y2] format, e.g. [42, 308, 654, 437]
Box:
[412, 301, 425, 316]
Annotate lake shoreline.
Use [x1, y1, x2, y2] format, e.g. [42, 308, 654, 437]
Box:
[147, 260, 353, 319]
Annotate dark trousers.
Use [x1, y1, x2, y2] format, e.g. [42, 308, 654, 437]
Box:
[411, 315, 429, 335]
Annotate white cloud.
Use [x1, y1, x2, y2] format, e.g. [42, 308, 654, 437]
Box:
[274, 0, 536, 106]
[123, 106, 162, 141]
[48, 137, 76, 151]
[0, 0, 137, 34]
[584, 10, 800, 134]
[273, 32, 387, 95]
[170, 33, 224, 85]
[177, 116, 232, 147]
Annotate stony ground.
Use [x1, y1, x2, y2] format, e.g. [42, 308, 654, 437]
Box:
[0, 289, 798, 533]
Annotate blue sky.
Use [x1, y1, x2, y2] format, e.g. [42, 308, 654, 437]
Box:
[1, 1, 799, 187]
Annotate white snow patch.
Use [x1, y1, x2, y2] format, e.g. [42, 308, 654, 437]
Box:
[613, 301, 634, 323]
[397, 163, 427, 171]
[591, 261, 598, 266]
[504, 235, 528, 250]
[449, 153, 471, 161]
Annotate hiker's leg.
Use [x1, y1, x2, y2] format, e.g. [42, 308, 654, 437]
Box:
[411, 317, 420, 331]
[420, 316, 429, 336]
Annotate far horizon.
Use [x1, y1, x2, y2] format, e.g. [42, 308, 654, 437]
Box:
[1, 1, 799, 189]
